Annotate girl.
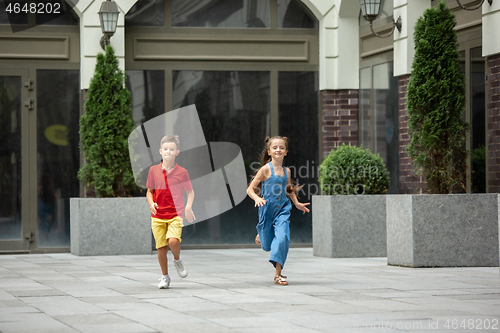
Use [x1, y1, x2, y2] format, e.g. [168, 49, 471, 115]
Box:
[247, 136, 310, 285]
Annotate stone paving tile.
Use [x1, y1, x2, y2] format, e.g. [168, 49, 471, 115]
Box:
[0, 313, 78, 333]
[20, 295, 109, 316]
[0, 248, 499, 332]
[54, 313, 157, 333]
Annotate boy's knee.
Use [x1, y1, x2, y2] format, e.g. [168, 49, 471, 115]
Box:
[168, 237, 180, 245]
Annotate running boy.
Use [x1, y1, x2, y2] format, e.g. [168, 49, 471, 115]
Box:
[146, 135, 195, 289]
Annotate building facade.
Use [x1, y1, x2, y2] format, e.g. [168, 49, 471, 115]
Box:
[0, 0, 498, 253]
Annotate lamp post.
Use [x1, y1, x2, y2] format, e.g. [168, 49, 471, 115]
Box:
[98, 0, 120, 50]
[360, 0, 402, 38]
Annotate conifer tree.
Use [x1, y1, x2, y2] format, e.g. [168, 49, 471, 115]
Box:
[78, 46, 136, 197]
[406, 1, 468, 194]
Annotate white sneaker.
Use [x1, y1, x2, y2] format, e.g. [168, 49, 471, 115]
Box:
[174, 259, 188, 278]
[158, 276, 170, 289]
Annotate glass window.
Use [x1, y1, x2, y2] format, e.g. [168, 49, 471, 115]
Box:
[172, 0, 270, 28]
[126, 70, 166, 125]
[0, 76, 22, 240]
[36, 70, 80, 248]
[372, 63, 399, 194]
[277, 0, 317, 29]
[0, 0, 78, 26]
[278, 71, 318, 243]
[470, 46, 485, 193]
[358, 63, 399, 193]
[172, 70, 270, 245]
[36, 1, 79, 26]
[0, 0, 28, 25]
[359, 67, 371, 149]
[125, 0, 165, 27]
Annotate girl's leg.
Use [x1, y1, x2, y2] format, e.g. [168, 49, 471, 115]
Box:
[269, 219, 290, 269]
[157, 245, 169, 275]
[274, 263, 287, 285]
[168, 238, 181, 260]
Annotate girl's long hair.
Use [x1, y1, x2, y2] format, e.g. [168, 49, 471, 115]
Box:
[250, 136, 302, 199]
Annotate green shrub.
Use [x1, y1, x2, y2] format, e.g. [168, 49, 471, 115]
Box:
[319, 144, 390, 195]
[78, 46, 136, 197]
[406, 1, 468, 194]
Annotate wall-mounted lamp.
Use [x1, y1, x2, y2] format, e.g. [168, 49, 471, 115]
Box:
[98, 0, 120, 50]
[360, 0, 402, 38]
[456, 0, 493, 11]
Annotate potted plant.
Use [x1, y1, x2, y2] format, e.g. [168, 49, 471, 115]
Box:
[70, 46, 150, 256]
[386, 1, 498, 267]
[313, 144, 390, 258]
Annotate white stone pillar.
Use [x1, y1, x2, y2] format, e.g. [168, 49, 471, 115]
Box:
[301, 0, 359, 90]
[71, 0, 137, 90]
[483, 0, 500, 57]
[393, 0, 431, 77]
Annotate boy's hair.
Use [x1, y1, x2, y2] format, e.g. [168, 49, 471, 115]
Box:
[160, 135, 180, 150]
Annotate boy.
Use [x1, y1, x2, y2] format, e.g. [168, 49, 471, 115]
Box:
[146, 135, 195, 289]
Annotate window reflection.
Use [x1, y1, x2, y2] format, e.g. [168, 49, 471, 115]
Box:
[173, 70, 270, 245]
[358, 63, 399, 194]
[470, 47, 485, 193]
[126, 70, 166, 125]
[277, 0, 317, 29]
[126, 0, 165, 27]
[278, 71, 318, 243]
[172, 0, 270, 28]
[36, 70, 80, 248]
[359, 67, 371, 150]
[0, 76, 22, 240]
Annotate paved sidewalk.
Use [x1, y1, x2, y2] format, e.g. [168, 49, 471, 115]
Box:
[0, 248, 499, 333]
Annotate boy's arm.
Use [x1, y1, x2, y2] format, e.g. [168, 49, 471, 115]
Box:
[146, 189, 158, 215]
[184, 189, 195, 223]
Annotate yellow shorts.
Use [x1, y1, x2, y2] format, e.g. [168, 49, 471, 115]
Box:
[151, 216, 183, 249]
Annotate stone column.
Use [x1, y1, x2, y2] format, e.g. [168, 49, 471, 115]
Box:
[72, 0, 137, 90]
[301, 0, 360, 157]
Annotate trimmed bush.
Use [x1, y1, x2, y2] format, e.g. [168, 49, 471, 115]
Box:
[78, 46, 136, 197]
[319, 144, 390, 195]
[406, 1, 468, 194]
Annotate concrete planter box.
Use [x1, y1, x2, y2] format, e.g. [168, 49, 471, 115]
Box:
[387, 194, 499, 267]
[70, 198, 152, 256]
[312, 195, 386, 258]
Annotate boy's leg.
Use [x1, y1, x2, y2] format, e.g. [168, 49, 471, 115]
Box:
[166, 217, 187, 278]
[157, 245, 169, 275]
[168, 238, 180, 260]
[152, 218, 169, 274]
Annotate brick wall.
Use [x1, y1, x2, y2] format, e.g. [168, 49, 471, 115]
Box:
[398, 75, 425, 194]
[487, 54, 500, 193]
[321, 89, 358, 158]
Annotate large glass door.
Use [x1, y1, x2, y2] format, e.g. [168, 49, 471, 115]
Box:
[0, 69, 31, 252]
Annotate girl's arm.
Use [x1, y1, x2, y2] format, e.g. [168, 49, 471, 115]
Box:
[146, 189, 158, 215]
[247, 165, 269, 207]
[185, 189, 195, 223]
[286, 167, 310, 213]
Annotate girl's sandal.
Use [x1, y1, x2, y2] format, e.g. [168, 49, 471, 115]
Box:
[274, 275, 288, 286]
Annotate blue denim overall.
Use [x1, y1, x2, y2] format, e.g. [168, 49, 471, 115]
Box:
[257, 162, 292, 268]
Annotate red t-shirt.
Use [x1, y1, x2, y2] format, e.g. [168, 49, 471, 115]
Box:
[146, 163, 193, 219]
